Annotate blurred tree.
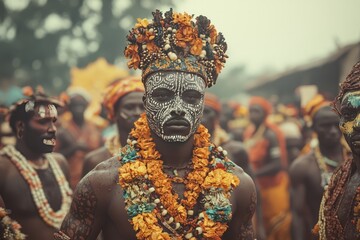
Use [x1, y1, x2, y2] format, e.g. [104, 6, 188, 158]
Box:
[0, 0, 174, 94]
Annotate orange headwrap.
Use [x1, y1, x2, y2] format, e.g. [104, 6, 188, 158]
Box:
[303, 94, 330, 120]
[103, 76, 144, 120]
[249, 96, 272, 116]
[204, 92, 221, 113]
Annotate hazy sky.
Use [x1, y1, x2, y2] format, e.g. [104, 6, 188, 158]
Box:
[157, 0, 360, 74]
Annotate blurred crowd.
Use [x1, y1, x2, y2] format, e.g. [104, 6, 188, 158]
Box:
[1, 57, 358, 240]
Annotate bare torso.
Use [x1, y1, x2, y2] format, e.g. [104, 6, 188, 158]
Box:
[60, 157, 256, 240]
[0, 152, 69, 240]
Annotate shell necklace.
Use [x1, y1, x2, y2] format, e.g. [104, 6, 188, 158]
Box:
[0, 145, 72, 229]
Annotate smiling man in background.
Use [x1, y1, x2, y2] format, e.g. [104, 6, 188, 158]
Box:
[0, 87, 72, 240]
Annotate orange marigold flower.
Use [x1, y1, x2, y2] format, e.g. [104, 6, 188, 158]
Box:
[176, 25, 196, 43]
[135, 18, 150, 29]
[147, 42, 159, 52]
[190, 37, 203, 56]
[119, 161, 147, 182]
[173, 12, 193, 26]
[200, 213, 228, 239]
[203, 169, 240, 190]
[208, 24, 218, 44]
[124, 44, 140, 69]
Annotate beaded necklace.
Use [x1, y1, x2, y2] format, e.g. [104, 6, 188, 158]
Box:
[0, 207, 26, 240]
[0, 145, 73, 229]
[118, 114, 240, 239]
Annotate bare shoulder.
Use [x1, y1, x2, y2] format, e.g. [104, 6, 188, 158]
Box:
[83, 147, 111, 177]
[0, 154, 12, 183]
[232, 165, 256, 212]
[222, 165, 256, 239]
[84, 156, 121, 191]
[51, 152, 68, 168]
[289, 152, 315, 181]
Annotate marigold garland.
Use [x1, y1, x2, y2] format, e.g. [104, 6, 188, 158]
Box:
[118, 114, 240, 239]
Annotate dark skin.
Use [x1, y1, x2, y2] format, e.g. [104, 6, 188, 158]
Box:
[202, 104, 266, 240]
[56, 95, 90, 158]
[59, 77, 256, 240]
[248, 104, 282, 177]
[289, 107, 343, 240]
[334, 91, 360, 239]
[219, 102, 235, 132]
[0, 104, 70, 240]
[82, 92, 144, 177]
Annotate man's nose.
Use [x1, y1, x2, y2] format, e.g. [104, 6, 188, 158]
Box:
[48, 122, 56, 133]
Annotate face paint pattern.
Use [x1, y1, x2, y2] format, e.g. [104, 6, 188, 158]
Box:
[33, 104, 58, 119]
[144, 72, 206, 142]
[25, 100, 35, 112]
[340, 91, 360, 136]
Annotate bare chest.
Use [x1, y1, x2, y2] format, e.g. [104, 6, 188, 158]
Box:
[1, 163, 62, 216]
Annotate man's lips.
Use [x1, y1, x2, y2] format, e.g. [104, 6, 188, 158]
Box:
[165, 119, 190, 127]
[43, 136, 56, 146]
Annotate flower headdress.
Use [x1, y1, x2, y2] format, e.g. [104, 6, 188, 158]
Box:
[124, 8, 228, 87]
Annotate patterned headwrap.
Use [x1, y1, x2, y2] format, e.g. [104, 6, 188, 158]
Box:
[124, 9, 228, 87]
[10, 86, 63, 113]
[249, 96, 272, 116]
[303, 94, 331, 120]
[333, 61, 360, 115]
[204, 92, 221, 113]
[103, 76, 144, 120]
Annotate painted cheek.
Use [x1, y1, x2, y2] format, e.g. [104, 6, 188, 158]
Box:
[340, 120, 354, 135]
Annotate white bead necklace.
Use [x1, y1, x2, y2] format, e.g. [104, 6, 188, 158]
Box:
[0, 145, 72, 229]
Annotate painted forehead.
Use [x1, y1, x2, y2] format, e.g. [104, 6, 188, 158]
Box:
[342, 90, 360, 107]
[33, 103, 58, 119]
[145, 71, 206, 93]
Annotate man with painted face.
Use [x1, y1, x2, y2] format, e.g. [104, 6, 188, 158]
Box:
[243, 96, 291, 240]
[289, 94, 346, 240]
[55, 9, 256, 240]
[314, 61, 360, 240]
[0, 87, 72, 239]
[82, 77, 145, 177]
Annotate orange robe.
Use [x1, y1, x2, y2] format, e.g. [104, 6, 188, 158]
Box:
[244, 122, 292, 240]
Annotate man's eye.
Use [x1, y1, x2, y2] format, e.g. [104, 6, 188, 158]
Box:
[151, 89, 174, 103]
[182, 90, 202, 104]
[341, 109, 356, 119]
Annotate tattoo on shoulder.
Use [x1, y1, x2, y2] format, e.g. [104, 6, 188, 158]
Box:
[237, 191, 256, 240]
[60, 178, 97, 238]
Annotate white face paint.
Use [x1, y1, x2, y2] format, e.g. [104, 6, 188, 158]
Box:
[144, 71, 206, 142]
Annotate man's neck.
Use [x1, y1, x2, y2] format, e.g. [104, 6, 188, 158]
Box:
[72, 117, 84, 127]
[151, 131, 194, 168]
[319, 141, 343, 162]
[15, 141, 43, 162]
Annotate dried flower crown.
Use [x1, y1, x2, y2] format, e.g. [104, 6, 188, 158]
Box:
[124, 8, 228, 87]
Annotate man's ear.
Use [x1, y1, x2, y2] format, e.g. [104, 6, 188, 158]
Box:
[142, 95, 146, 107]
[16, 121, 25, 139]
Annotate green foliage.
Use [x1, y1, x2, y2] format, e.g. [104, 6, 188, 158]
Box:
[0, 0, 174, 94]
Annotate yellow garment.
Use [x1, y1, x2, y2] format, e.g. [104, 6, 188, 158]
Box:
[260, 171, 292, 240]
